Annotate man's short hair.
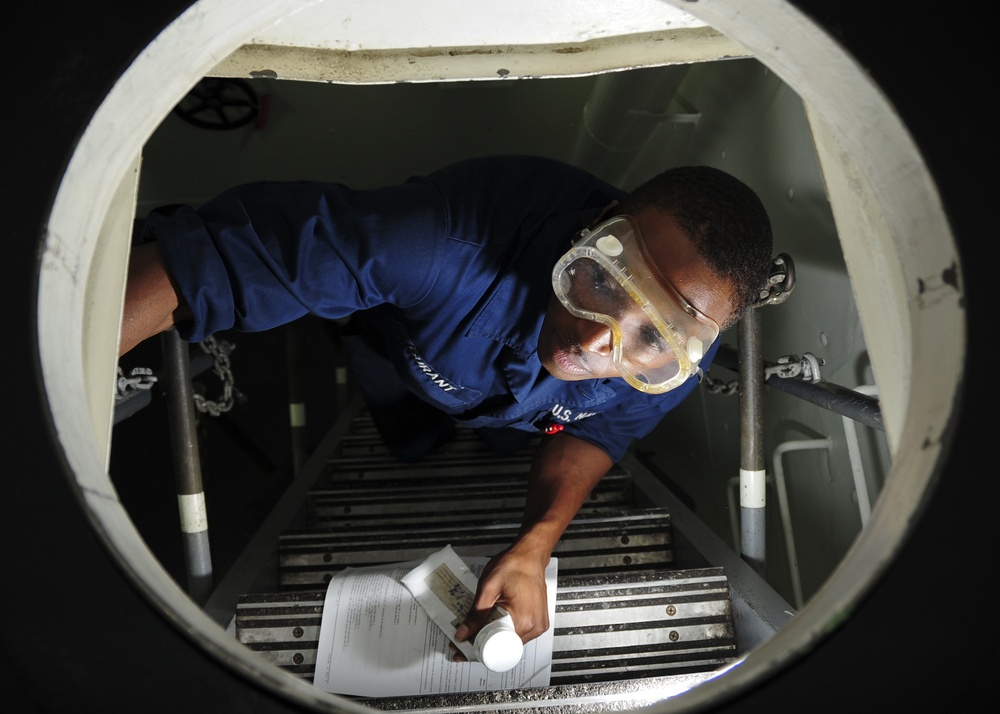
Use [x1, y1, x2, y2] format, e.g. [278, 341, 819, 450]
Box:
[617, 166, 774, 328]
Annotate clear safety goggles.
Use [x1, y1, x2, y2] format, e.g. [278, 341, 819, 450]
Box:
[551, 215, 720, 393]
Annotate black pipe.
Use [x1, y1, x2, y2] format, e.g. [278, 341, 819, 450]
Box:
[738, 308, 766, 575]
[714, 345, 883, 432]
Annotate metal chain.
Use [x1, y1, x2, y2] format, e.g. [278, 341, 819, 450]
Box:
[701, 373, 740, 396]
[751, 252, 796, 308]
[764, 352, 824, 382]
[115, 366, 158, 403]
[701, 352, 825, 396]
[192, 336, 237, 416]
[703, 254, 815, 396]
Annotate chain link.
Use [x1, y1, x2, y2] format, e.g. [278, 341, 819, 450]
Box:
[115, 366, 158, 402]
[192, 336, 238, 416]
[701, 254, 804, 396]
[701, 373, 740, 396]
[701, 352, 825, 396]
[114, 337, 239, 416]
[764, 352, 823, 382]
[751, 252, 796, 308]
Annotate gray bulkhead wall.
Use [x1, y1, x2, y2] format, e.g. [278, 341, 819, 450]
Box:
[623, 59, 890, 607]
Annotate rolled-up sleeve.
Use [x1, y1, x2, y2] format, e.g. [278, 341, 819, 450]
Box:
[144, 179, 448, 342]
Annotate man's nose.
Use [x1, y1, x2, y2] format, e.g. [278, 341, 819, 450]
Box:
[578, 319, 613, 356]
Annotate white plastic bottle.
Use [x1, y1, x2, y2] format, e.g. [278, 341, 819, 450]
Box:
[473, 607, 524, 672]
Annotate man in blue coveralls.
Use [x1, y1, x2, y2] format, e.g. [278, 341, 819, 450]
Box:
[118, 154, 773, 651]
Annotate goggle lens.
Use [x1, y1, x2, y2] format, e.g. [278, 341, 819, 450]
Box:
[559, 257, 681, 381]
[551, 216, 718, 393]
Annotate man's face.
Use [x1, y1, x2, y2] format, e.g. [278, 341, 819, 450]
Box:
[538, 206, 735, 383]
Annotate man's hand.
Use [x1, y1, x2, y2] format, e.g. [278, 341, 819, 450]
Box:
[453, 538, 551, 653]
[452, 433, 613, 658]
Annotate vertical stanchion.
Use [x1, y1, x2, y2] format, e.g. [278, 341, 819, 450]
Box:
[286, 322, 308, 478]
[161, 328, 214, 604]
[327, 319, 352, 414]
[738, 306, 766, 575]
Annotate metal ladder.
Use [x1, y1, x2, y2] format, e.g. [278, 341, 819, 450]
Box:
[232, 404, 740, 710]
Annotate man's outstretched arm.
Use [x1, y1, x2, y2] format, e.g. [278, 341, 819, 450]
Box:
[455, 432, 613, 648]
[119, 242, 191, 357]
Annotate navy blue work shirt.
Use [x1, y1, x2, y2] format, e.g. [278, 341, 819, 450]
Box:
[146, 155, 717, 462]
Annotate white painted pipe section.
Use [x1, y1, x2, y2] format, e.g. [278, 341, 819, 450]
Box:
[773, 438, 832, 609]
[740, 468, 767, 508]
[739, 466, 768, 574]
[177, 492, 209, 534]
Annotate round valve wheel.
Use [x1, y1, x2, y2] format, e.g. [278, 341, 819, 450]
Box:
[173, 77, 259, 130]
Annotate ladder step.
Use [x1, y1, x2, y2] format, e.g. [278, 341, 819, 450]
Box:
[311, 466, 630, 494]
[277, 509, 673, 590]
[234, 567, 735, 694]
[328, 420, 540, 461]
[550, 569, 736, 685]
[323, 455, 534, 481]
[303, 471, 634, 526]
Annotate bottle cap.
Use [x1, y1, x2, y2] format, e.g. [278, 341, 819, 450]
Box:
[473, 609, 524, 672]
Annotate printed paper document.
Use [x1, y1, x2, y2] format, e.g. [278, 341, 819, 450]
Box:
[313, 553, 557, 697]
